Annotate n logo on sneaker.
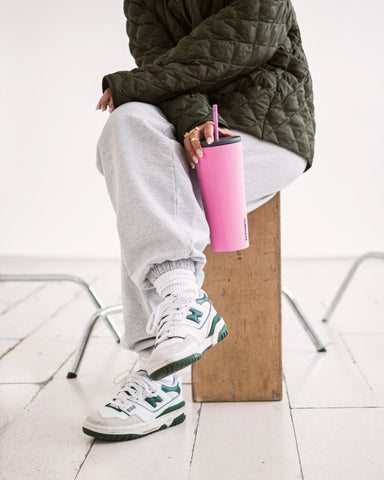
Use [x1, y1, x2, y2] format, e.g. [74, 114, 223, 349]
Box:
[161, 383, 181, 394]
[145, 395, 163, 408]
[187, 308, 202, 324]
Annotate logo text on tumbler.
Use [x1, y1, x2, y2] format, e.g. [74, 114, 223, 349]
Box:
[244, 218, 248, 241]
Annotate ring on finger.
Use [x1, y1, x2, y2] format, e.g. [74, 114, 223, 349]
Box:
[191, 138, 199, 142]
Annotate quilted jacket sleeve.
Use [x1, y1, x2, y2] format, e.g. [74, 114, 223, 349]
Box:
[103, 0, 292, 111]
[103, 0, 229, 142]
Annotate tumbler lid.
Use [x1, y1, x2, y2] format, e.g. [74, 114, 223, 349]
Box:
[200, 135, 241, 148]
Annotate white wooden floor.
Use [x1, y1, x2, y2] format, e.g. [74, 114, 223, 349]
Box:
[0, 256, 383, 480]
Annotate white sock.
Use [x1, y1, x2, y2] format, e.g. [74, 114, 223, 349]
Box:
[153, 268, 199, 299]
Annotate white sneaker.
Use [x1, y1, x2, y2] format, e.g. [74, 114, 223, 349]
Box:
[146, 289, 229, 380]
[82, 370, 185, 441]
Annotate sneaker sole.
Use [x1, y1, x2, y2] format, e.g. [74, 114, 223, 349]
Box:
[82, 411, 186, 442]
[149, 320, 229, 381]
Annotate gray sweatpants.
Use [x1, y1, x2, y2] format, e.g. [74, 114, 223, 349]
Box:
[96, 101, 307, 361]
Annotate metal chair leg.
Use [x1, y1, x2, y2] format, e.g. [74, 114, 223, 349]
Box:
[68, 286, 328, 378]
[0, 273, 121, 342]
[67, 289, 327, 378]
[67, 304, 123, 378]
[0, 272, 328, 375]
[282, 286, 327, 352]
[322, 252, 384, 323]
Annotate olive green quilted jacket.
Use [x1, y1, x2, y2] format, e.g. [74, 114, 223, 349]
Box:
[102, 0, 315, 171]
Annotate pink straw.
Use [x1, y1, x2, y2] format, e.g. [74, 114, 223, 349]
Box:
[213, 104, 219, 142]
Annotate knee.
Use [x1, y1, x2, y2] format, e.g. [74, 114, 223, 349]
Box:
[106, 101, 165, 130]
[101, 101, 142, 133]
[103, 101, 173, 143]
[115, 100, 149, 121]
[96, 102, 148, 166]
[96, 101, 174, 172]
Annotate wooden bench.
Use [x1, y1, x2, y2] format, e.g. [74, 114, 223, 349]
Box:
[192, 193, 282, 402]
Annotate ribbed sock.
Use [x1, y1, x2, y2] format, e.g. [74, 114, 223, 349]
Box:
[153, 268, 199, 299]
[146, 259, 199, 299]
[147, 259, 195, 283]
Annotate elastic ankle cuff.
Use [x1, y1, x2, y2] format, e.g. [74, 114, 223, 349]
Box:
[146, 259, 195, 284]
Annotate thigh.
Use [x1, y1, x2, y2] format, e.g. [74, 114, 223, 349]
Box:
[96, 101, 177, 174]
[231, 129, 308, 212]
[96, 101, 177, 158]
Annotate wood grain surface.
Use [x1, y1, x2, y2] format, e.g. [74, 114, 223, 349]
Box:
[192, 193, 282, 402]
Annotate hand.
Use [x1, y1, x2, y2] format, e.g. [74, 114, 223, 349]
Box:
[96, 87, 114, 113]
[183, 121, 236, 169]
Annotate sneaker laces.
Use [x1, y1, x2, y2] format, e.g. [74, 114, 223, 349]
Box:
[146, 293, 195, 343]
[109, 370, 158, 409]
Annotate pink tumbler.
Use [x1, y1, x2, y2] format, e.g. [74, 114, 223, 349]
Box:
[196, 134, 249, 252]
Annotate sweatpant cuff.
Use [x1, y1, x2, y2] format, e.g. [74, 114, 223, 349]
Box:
[146, 258, 195, 285]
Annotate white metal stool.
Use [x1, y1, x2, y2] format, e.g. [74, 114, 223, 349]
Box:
[322, 251, 384, 322]
[0, 273, 326, 378]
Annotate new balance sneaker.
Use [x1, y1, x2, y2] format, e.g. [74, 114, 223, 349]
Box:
[146, 289, 228, 380]
[82, 370, 185, 441]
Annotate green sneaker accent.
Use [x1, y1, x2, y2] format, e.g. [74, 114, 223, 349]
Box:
[144, 395, 163, 408]
[155, 400, 185, 418]
[202, 323, 229, 354]
[82, 426, 143, 441]
[207, 312, 222, 337]
[161, 383, 181, 394]
[196, 293, 209, 305]
[186, 308, 202, 324]
[217, 324, 229, 342]
[170, 413, 186, 427]
[150, 353, 202, 380]
[82, 412, 186, 442]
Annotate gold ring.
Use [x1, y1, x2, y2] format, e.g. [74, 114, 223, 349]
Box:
[191, 138, 199, 142]
[184, 126, 201, 138]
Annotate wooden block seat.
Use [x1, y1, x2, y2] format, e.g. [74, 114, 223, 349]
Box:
[192, 193, 282, 402]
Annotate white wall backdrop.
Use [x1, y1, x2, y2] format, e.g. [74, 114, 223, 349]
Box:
[1, 0, 383, 258]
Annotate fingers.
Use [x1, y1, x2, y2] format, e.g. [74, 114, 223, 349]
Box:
[189, 129, 203, 160]
[218, 126, 244, 151]
[182, 121, 237, 170]
[96, 92, 108, 111]
[96, 88, 113, 112]
[204, 122, 214, 144]
[108, 95, 114, 113]
[218, 127, 236, 137]
[184, 136, 200, 169]
[96, 94, 106, 111]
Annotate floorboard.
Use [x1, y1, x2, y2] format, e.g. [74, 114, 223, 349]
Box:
[0, 256, 382, 479]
